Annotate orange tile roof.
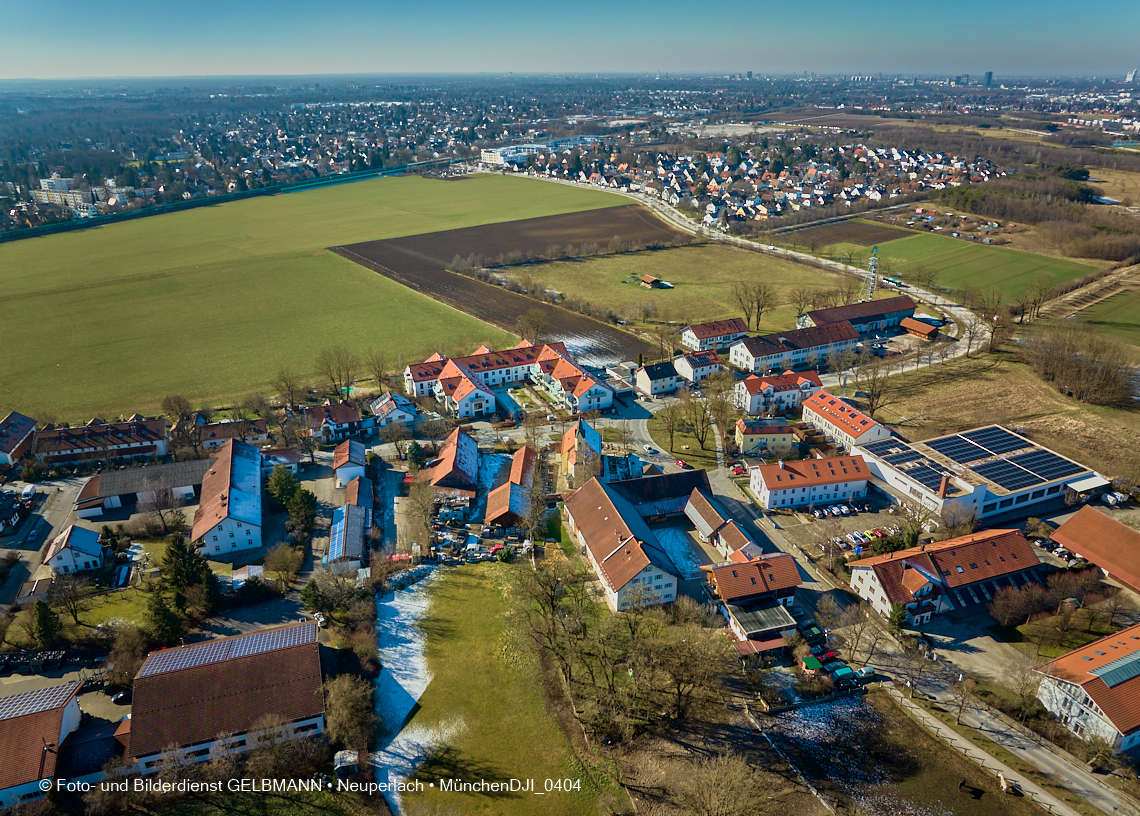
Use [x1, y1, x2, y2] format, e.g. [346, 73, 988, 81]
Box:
[707, 553, 801, 601]
[753, 456, 868, 490]
[802, 391, 883, 439]
[740, 370, 822, 396]
[1052, 506, 1140, 596]
[1043, 622, 1140, 737]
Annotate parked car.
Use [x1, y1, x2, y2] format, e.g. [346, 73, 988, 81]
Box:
[812, 509, 823, 519]
[26, 529, 37, 543]
[644, 445, 658, 455]
[845, 533, 859, 545]
[845, 503, 859, 515]
[865, 529, 880, 539]
[838, 505, 850, 516]
[111, 690, 132, 705]
[1053, 547, 1070, 558]
[674, 459, 689, 469]
[855, 666, 876, 681]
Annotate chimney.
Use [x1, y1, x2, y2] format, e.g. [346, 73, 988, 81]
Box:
[778, 460, 784, 469]
[938, 474, 949, 499]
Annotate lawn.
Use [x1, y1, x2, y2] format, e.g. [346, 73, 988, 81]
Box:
[402, 564, 608, 816]
[646, 412, 721, 472]
[1088, 167, 1140, 204]
[1076, 289, 1140, 347]
[822, 231, 1098, 300]
[988, 616, 1117, 660]
[498, 242, 848, 332]
[0, 174, 624, 420]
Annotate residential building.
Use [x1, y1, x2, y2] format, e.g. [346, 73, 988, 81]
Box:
[421, 428, 479, 497]
[684, 488, 761, 560]
[801, 391, 892, 449]
[750, 456, 869, 510]
[0, 682, 83, 810]
[734, 370, 822, 415]
[174, 419, 268, 451]
[1051, 507, 1140, 596]
[485, 446, 536, 528]
[560, 419, 641, 487]
[1036, 622, 1140, 751]
[369, 392, 417, 429]
[735, 418, 796, 457]
[301, 401, 364, 442]
[531, 344, 614, 413]
[680, 318, 749, 351]
[32, 416, 168, 465]
[703, 553, 802, 654]
[260, 447, 300, 476]
[74, 459, 211, 518]
[563, 478, 679, 611]
[900, 317, 939, 341]
[635, 362, 681, 396]
[854, 425, 1103, 523]
[129, 622, 324, 773]
[850, 529, 1042, 626]
[673, 350, 723, 384]
[43, 525, 103, 575]
[727, 321, 859, 374]
[799, 295, 916, 334]
[326, 503, 367, 569]
[32, 188, 93, 207]
[0, 412, 37, 466]
[190, 440, 262, 556]
[333, 439, 367, 487]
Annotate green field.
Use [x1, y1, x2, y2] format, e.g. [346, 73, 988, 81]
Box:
[1078, 290, 1140, 346]
[403, 564, 609, 816]
[0, 175, 624, 419]
[501, 243, 848, 333]
[824, 231, 1097, 299]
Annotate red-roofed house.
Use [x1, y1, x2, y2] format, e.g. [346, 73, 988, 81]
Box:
[727, 321, 859, 374]
[0, 681, 83, 809]
[0, 412, 37, 466]
[301, 401, 363, 443]
[749, 456, 869, 510]
[734, 370, 822, 415]
[850, 529, 1042, 626]
[333, 440, 366, 487]
[801, 390, 891, 449]
[701, 555, 801, 647]
[421, 428, 479, 496]
[33, 417, 168, 464]
[673, 350, 723, 384]
[485, 447, 536, 528]
[680, 318, 749, 351]
[1051, 506, 1140, 597]
[1036, 622, 1140, 751]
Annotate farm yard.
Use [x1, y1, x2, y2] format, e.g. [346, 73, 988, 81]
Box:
[0, 174, 624, 419]
[496, 243, 852, 331]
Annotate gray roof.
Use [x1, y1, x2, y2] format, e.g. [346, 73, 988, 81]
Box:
[726, 600, 797, 637]
[90, 459, 212, 498]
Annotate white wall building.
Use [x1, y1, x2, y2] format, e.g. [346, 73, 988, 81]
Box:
[191, 439, 263, 556]
[801, 390, 892, 449]
[0, 682, 82, 810]
[680, 318, 749, 351]
[44, 526, 104, 575]
[635, 362, 681, 396]
[727, 321, 860, 375]
[734, 371, 822, 415]
[749, 456, 869, 510]
[673, 350, 722, 384]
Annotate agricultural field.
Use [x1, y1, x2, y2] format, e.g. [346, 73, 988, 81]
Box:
[786, 219, 913, 247]
[1077, 289, 1140, 346]
[497, 243, 850, 333]
[821, 231, 1098, 300]
[0, 174, 624, 420]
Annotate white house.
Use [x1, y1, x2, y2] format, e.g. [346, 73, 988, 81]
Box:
[680, 318, 749, 351]
[44, 526, 104, 575]
[333, 439, 367, 487]
[749, 456, 869, 510]
[369, 392, 417, 428]
[635, 362, 681, 396]
[260, 447, 300, 476]
[734, 370, 822, 415]
[800, 390, 892, 449]
[190, 439, 263, 556]
[0, 682, 83, 810]
[727, 321, 859, 375]
[1036, 622, 1140, 752]
[673, 350, 722, 384]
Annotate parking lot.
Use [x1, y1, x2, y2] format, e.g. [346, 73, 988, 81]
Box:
[774, 498, 904, 556]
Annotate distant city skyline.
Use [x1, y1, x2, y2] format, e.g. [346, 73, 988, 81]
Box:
[0, 0, 1136, 80]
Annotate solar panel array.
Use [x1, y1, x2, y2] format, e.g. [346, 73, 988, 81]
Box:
[961, 426, 1029, 454]
[899, 463, 953, 493]
[924, 435, 989, 464]
[1007, 449, 1085, 481]
[972, 459, 1045, 492]
[883, 449, 923, 466]
[861, 439, 910, 458]
[0, 681, 79, 721]
[138, 623, 317, 678]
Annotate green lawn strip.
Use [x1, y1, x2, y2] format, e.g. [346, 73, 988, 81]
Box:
[822, 232, 1097, 300]
[402, 564, 603, 816]
[646, 413, 720, 471]
[0, 175, 619, 419]
[1075, 290, 1140, 347]
[987, 617, 1115, 660]
[910, 696, 1108, 816]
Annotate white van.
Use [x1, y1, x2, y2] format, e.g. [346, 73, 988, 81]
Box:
[20, 485, 35, 502]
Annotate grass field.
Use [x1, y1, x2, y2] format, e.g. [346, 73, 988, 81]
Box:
[1089, 167, 1140, 203]
[500, 243, 848, 332]
[822, 231, 1098, 300]
[402, 564, 609, 816]
[1077, 289, 1140, 346]
[0, 174, 624, 419]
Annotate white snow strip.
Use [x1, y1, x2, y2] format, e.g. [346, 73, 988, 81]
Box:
[650, 525, 707, 580]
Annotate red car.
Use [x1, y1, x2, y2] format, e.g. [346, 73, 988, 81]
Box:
[675, 459, 689, 469]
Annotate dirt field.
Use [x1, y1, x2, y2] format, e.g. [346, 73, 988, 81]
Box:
[786, 219, 911, 247]
[332, 207, 683, 364]
[765, 692, 1047, 816]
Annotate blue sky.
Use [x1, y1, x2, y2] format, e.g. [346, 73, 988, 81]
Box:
[1, 0, 1136, 79]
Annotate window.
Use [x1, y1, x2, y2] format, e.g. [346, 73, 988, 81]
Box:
[665, 582, 673, 588]
[230, 531, 235, 538]
[956, 566, 964, 574]
[998, 498, 1014, 508]
[1047, 485, 1061, 495]
[213, 535, 218, 542]
[295, 722, 319, 734]
[1031, 489, 1046, 500]
[1015, 494, 1029, 504]
[983, 503, 996, 514]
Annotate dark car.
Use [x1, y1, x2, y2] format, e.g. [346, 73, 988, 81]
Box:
[111, 690, 132, 705]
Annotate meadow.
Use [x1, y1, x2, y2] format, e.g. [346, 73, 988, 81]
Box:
[822, 230, 1098, 300]
[0, 174, 623, 419]
[1077, 289, 1140, 346]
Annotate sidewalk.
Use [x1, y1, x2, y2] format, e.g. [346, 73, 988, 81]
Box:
[885, 685, 1083, 816]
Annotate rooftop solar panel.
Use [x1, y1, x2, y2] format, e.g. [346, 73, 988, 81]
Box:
[137, 623, 317, 678]
[862, 439, 909, 457]
[961, 426, 1029, 455]
[1091, 651, 1140, 688]
[900, 463, 955, 494]
[884, 450, 923, 466]
[1006, 450, 1085, 481]
[0, 681, 79, 721]
[924, 435, 989, 463]
[971, 459, 1045, 492]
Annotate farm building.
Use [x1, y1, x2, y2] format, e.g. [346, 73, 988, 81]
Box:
[74, 458, 211, 518]
[734, 370, 822, 415]
[900, 317, 939, 340]
[421, 428, 479, 497]
[1051, 506, 1140, 596]
[799, 295, 916, 334]
[801, 391, 892, 450]
[326, 504, 367, 570]
[640, 275, 665, 289]
[680, 318, 749, 351]
[128, 623, 324, 774]
[345, 475, 375, 529]
[485, 446, 536, 529]
[0, 682, 83, 809]
[749, 456, 869, 510]
[703, 553, 801, 654]
[33, 416, 168, 465]
[190, 439, 262, 556]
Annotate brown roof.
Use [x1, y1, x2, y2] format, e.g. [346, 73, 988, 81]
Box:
[753, 456, 868, 490]
[1043, 622, 1140, 737]
[190, 439, 261, 542]
[485, 447, 536, 526]
[802, 391, 883, 440]
[1052, 506, 1140, 595]
[739, 370, 822, 396]
[422, 428, 479, 489]
[34, 417, 167, 457]
[685, 318, 748, 340]
[129, 623, 323, 758]
[199, 419, 268, 442]
[0, 681, 81, 790]
[900, 317, 938, 338]
[0, 411, 37, 457]
[718, 521, 753, 553]
[345, 476, 373, 512]
[706, 553, 801, 602]
[806, 295, 916, 326]
[733, 321, 860, 359]
[303, 401, 361, 430]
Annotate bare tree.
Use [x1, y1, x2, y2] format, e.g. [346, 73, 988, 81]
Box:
[679, 391, 713, 451]
[852, 353, 899, 419]
[273, 368, 302, 408]
[752, 283, 778, 330]
[949, 679, 977, 724]
[516, 309, 549, 346]
[653, 323, 676, 361]
[137, 479, 186, 534]
[838, 275, 861, 305]
[316, 346, 361, 398]
[976, 287, 1006, 352]
[787, 285, 817, 318]
[657, 404, 684, 452]
[1002, 654, 1043, 722]
[365, 347, 388, 393]
[673, 753, 764, 816]
[837, 604, 874, 664]
[47, 575, 92, 625]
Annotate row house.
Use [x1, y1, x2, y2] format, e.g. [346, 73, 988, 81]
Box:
[32, 416, 168, 465]
[680, 318, 749, 352]
[728, 321, 860, 375]
[749, 456, 870, 511]
[734, 370, 822, 415]
[801, 391, 892, 449]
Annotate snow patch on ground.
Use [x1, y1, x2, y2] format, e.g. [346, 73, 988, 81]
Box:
[371, 570, 440, 813]
[649, 524, 707, 580]
[469, 452, 511, 521]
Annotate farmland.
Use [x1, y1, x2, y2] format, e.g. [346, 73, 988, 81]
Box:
[821, 231, 1098, 299]
[785, 219, 913, 247]
[1077, 289, 1140, 347]
[496, 242, 851, 333]
[0, 174, 625, 419]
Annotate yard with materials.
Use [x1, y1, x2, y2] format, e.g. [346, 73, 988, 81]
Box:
[821, 231, 1098, 300]
[398, 563, 608, 816]
[498, 242, 849, 331]
[0, 174, 622, 420]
